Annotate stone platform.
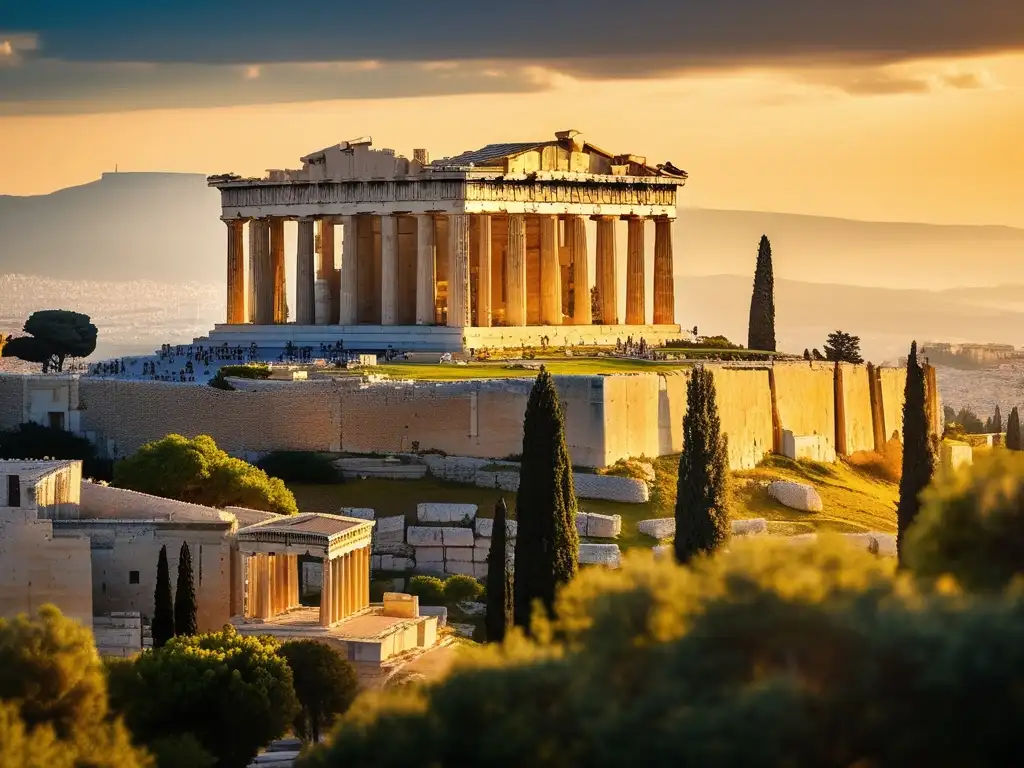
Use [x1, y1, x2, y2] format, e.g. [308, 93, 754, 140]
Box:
[195, 323, 683, 353]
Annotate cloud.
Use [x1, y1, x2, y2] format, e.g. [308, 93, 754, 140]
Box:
[0, 33, 39, 65]
[801, 65, 996, 96]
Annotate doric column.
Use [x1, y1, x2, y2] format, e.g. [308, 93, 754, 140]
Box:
[347, 552, 356, 617]
[251, 219, 274, 325]
[594, 216, 619, 325]
[380, 214, 399, 325]
[339, 216, 358, 325]
[295, 218, 315, 325]
[567, 215, 591, 325]
[318, 219, 340, 324]
[653, 216, 675, 324]
[247, 221, 258, 323]
[414, 214, 436, 324]
[505, 214, 527, 326]
[362, 546, 370, 609]
[259, 554, 272, 619]
[319, 557, 333, 626]
[447, 214, 472, 328]
[270, 218, 287, 323]
[226, 220, 246, 324]
[476, 215, 492, 327]
[626, 217, 646, 325]
[539, 216, 561, 325]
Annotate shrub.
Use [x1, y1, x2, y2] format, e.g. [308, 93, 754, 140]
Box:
[256, 452, 341, 484]
[207, 372, 235, 390]
[407, 576, 446, 604]
[279, 640, 359, 743]
[218, 364, 272, 380]
[443, 574, 484, 603]
[848, 436, 903, 483]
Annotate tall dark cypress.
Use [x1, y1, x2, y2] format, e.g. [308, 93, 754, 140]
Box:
[485, 497, 514, 643]
[513, 368, 579, 629]
[896, 341, 937, 562]
[152, 544, 174, 648]
[174, 541, 198, 637]
[675, 366, 731, 564]
[1006, 407, 1021, 451]
[993, 405, 1003, 434]
[747, 234, 776, 352]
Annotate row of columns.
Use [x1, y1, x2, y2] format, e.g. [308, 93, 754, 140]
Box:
[318, 547, 370, 627]
[245, 553, 300, 621]
[225, 214, 675, 329]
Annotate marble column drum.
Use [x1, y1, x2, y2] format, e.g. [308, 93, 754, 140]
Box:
[447, 213, 472, 328]
[295, 219, 316, 325]
[653, 216, 675, 324]
[505, 214, 527, 327]
[476, 214, 492, 327]
[317, 219, 339, 325]
[270, 218, 287, 323]
[380, 214, 399, 325]
[567, 215, 591, 325]
[338, 216, 358, 325]
[539, 215, 561, 325]
[250, 219, 274, 326]
[625, 217, 646, 325]
[415, 214, 437, 325]
[594, 216, 619, 325]
[226, 219, 245, 324]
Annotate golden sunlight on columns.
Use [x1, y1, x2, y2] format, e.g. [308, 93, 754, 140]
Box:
[447, 214, 472, 328]
[347, 552, 357, 617]
[653, 216, 675, 325]
[333, 555, 343, 622]
[341, 553, 351, 619]
[296, 219, 316, 325]
[318, 219, 340, 324]
[362, 546, 370, 609]
[505, 214, 527, 327]
[270, 218, 287, 323]
[594, 216, 618, 325]
[567, 216, 591, 325]
[539, 216, 561, 325]
[415, 214, 437, 324]
[626, 217, 646, 325]
[259, 554, 272, 619]
[381, 214, 399, 325]
[476, 215, 492, 327]
[226, 220, 245, 324]
[319, 557, 333, 626]
[251, 219, 274, 325]
[339, 216, 358, 325]
[269, 555, 279, 616]
[244, 555, 255, 619]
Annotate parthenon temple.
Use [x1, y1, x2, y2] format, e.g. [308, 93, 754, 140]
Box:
[205, 130, 688, 351]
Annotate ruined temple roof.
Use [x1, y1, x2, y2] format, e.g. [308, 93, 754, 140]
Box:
[238, 512, 373, 544]
[432, 142, 547, 167]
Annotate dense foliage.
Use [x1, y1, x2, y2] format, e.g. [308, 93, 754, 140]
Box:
[113, 434, 298, 515]
[217, 364, 272, 379]
[905, 452, 1024, 592]
[0, 606, 150, 767]
[256, 451, 341, 484]
[674, 366, 731, 563]
[108, 626, 299, 768]
[298, 536, 1024, 768]
[746, 234, 776, 352]
[407, 576, 446, 604]
[152, 545, 174, 648]
[0, 310, 98, 372]
[514, 368, 580, 628]
[444, 574, 484, 603]
[0, 422, 112, 480]
[279, 640, 359, 743]
[486, 497, 514, 643]
[173, 542, 197, 637]
[822, 330, 864, 364]
[897, 341, 936, 559]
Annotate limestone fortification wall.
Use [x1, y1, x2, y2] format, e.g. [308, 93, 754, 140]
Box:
[879, 368, 906, 442]
[838, 364, 875, 455]
[772, 362, 837, 459]
[0, 375, 23, 430]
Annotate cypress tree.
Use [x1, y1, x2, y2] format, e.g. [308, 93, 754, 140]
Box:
[747, 234, 776, 352]
[513, 368, 579, 629]
[1007, 407, 1021, 451]
[152, 544, 174, 648]
[896, 341, 937, 562]
[675, 366, 731, 564]
[993, 405, 1003, 434]
[485, 497, 514, 643]
[174, 541, 198, 637]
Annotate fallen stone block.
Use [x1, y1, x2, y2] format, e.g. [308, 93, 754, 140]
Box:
[407, 526, 444, 546]
[732, 518, 768, 536]
[340, 507, 375, 520]
[578, 543, 622, 568]
[415, 546, 444, 563]
[586, 512, 622, 538]
[417, 503, 478, 524]
[440, 527, 475, 547]
[574, 474, 650, 503]
[575, 512, 588, 536]
[636, 518, 675, 540]
[445, 546, 474, 562]
[768, 481, 824, 512]
[474, 517, 518, 539]
[842, 532, 897, 557]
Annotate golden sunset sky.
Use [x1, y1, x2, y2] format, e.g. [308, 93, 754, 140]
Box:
[2, 3, 1023, 226]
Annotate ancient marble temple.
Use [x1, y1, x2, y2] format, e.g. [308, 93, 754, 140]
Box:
[205, 130, 688, 351]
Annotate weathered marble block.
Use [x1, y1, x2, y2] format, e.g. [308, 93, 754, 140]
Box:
[440, 527, 475, 547]
[415, 546, 445, 563]
[768, 481, 824, 512]
[578, 543, 621, 568]
[444, 562, 476, 576]
[444, 546, 474, 562]
[407, 526, 444, 546]
[474, 517, 518, 539]
[417, 503, 478, 524]
[379, 554, 415, 571]
[732, 518, 768, 536]
[375, 515, 405, 537]
[340, 507, 374, 520]
[473, 563, 489, 579]
[585, 512, 622, 538]
[636, 518, 675, 540]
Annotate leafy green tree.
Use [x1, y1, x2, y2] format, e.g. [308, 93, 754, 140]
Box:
[897, 341, 937, 561]
[485, 497, 514, 643]
[675, 366, 731, 564]
[0, 605, 151, 768]
[146, 734, 215, 768]
[823, 330, 864, 364]
[905, 452, 1024, 592]
[953, 406, 986, 434]
[513, 368, 580, 629]
[746, 234, 776, 352]
[107, 626, 299, 768]
[113, 434, 298, 515]
[173, 542, 197, 637]
[279, 640, 359, 743]
[0, 310, 98, 373]
[152, 545, 174, 649]
[1007, 407, 1022, 451]
[943, 405, 956, 424]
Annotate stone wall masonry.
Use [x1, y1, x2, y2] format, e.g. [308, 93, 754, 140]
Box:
[93, 613, 143, 658]
[771, 362, 837, 461]
[474, 517, 518, 538]
[340, 507, 375, 520]
[407, 527, 444, 546]
[440, 527, 475, 546]
[444, 546, 474, 562]
[878, 367, 906, 443]
[417, 503, 477, 524]
[838, 363, 875, 455]
[374, 515, 406, 542]
[0, 375, 24, 430]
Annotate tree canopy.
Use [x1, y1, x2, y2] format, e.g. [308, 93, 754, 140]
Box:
[0, 310, 97, 373]
[107, 626, 299, 768]
[822, 330, 864, 364]
[279, 640, 359, 743]
[746, 234, 776, 352]
[113, 434, 298, 515]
